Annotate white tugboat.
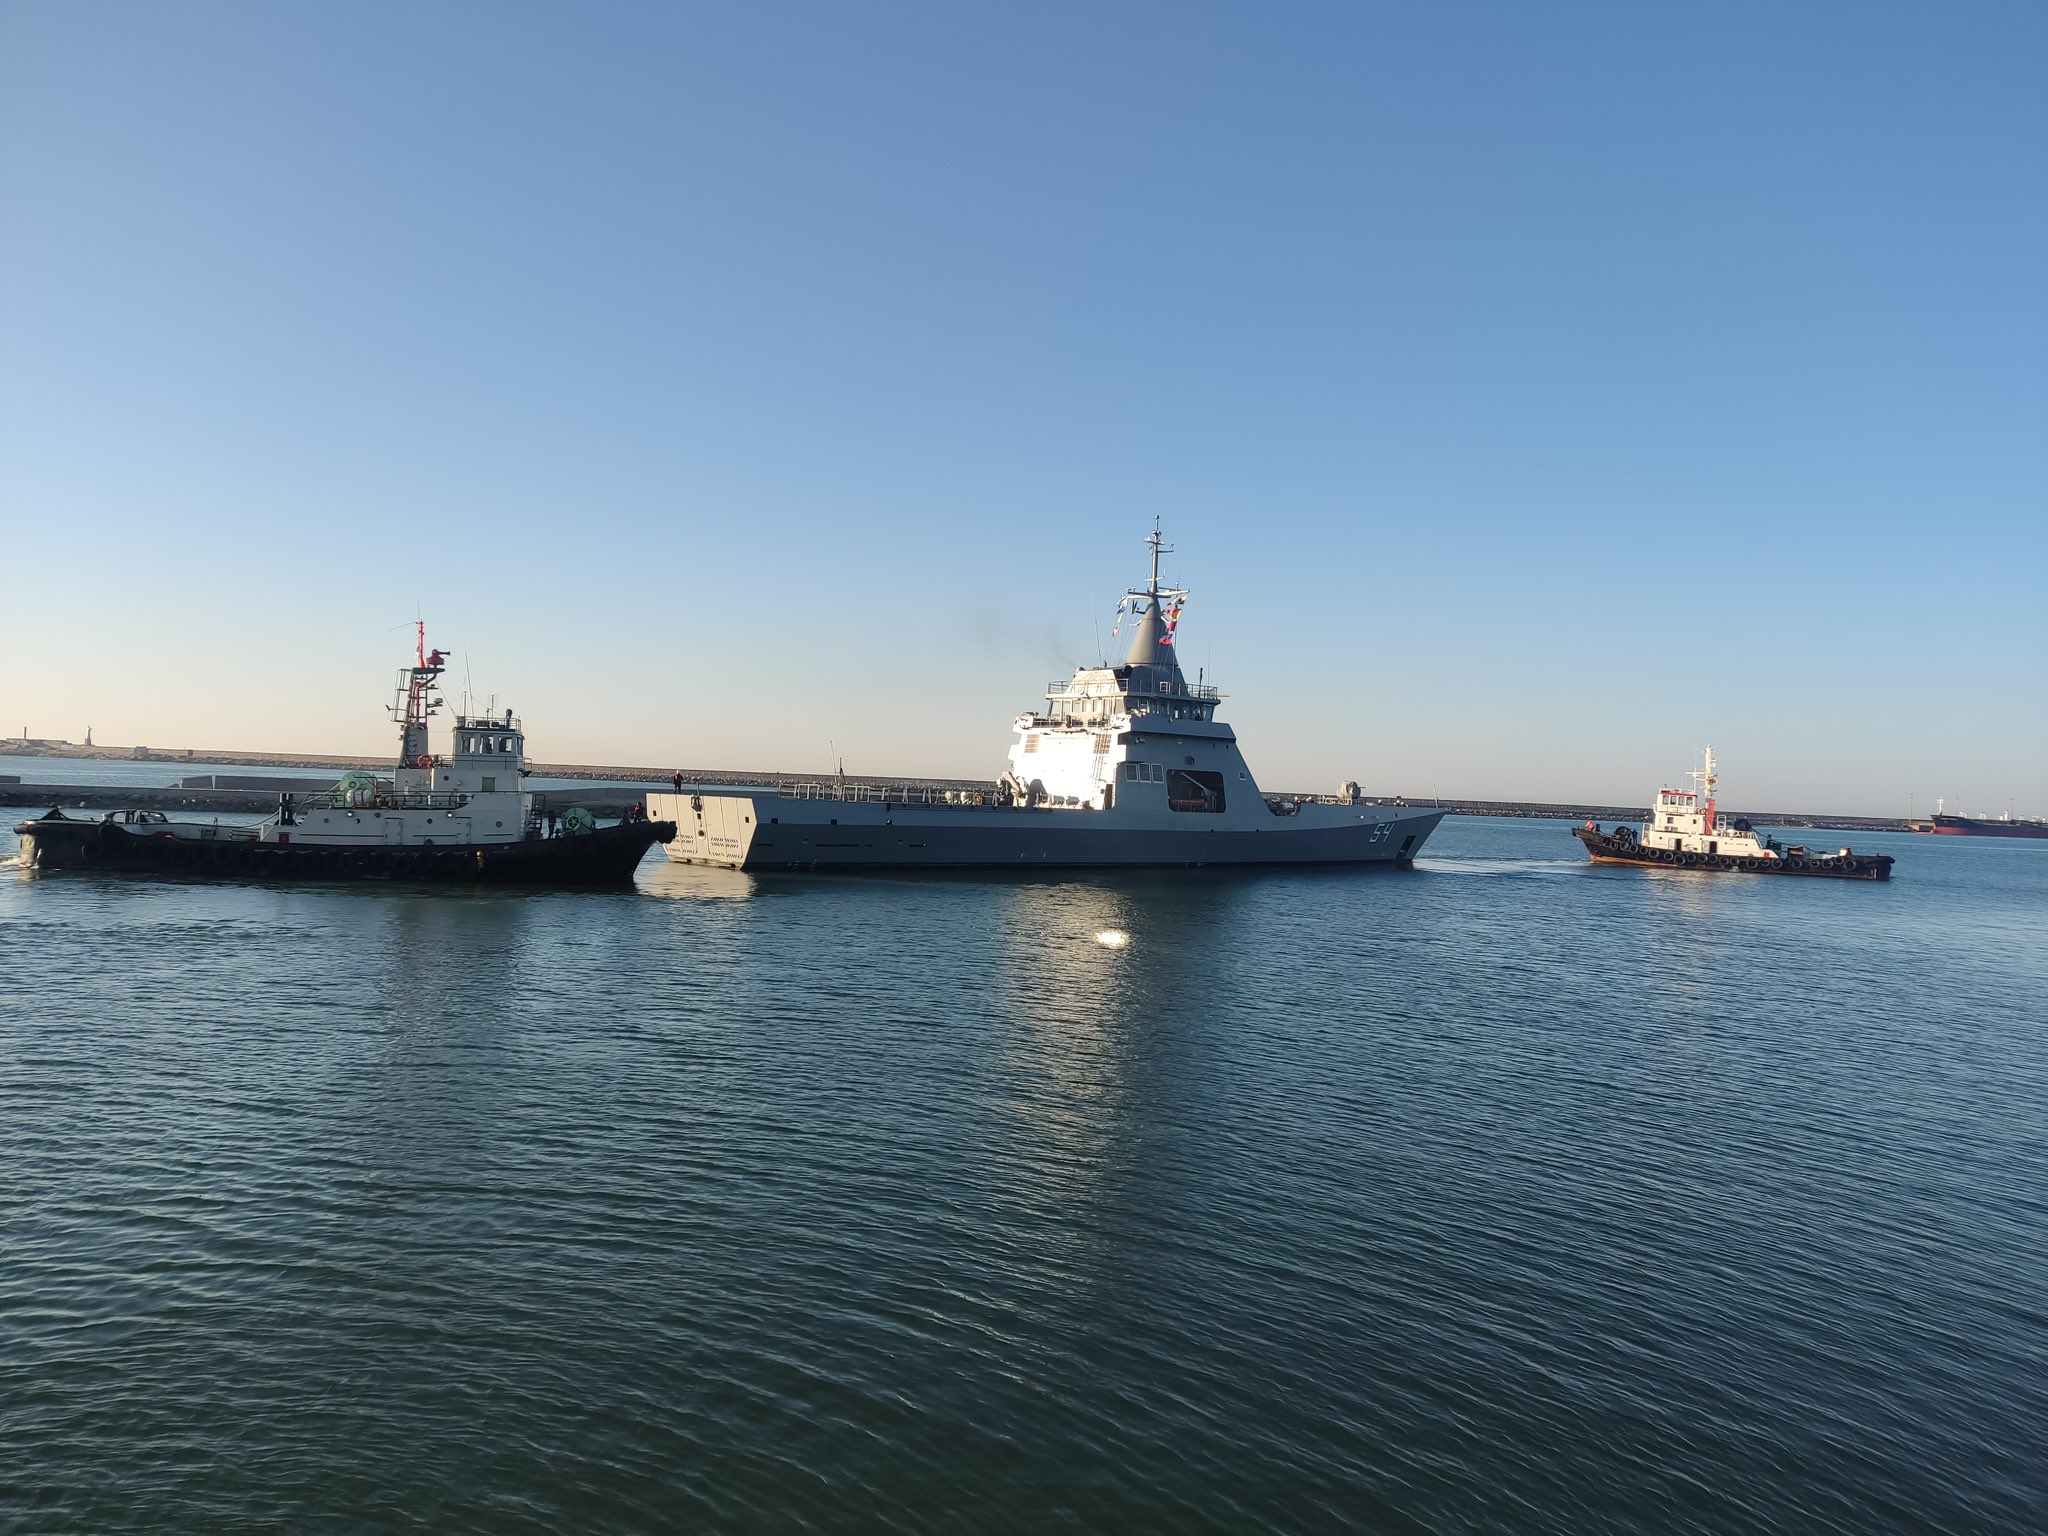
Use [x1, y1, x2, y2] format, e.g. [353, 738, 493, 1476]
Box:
[15, 628, 673, 885]
[1573, 748, 1892, 880]
[648, 525, 1445, 871]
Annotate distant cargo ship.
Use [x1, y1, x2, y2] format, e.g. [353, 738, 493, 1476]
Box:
[1906, 812, 2048, 840]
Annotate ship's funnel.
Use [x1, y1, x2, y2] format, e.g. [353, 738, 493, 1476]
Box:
[1122, 600, 1181, 671]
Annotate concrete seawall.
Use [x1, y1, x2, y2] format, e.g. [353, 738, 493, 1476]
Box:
[3, 772, 1912, 834]
[0, 744, 1915, 832]
[3, 782, 657, 817]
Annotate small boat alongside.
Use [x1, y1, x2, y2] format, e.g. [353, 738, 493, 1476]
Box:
[13, 630, 673, 886]
[1573, 749, 1892, 881]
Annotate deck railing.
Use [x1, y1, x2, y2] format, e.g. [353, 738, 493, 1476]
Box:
[770, 780, 1001, 807]
[293, 789, 476, 812]
[1045, 681, 1223, 702]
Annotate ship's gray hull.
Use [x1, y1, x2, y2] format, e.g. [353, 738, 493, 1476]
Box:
[648, 791, 1444, 871]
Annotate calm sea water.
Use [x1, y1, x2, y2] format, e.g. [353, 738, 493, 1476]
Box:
[3, 817, 2043, 1534]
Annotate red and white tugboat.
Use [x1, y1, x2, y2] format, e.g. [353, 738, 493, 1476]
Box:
[13, 627, 674, 886]
[1573, 748, 1892, 881]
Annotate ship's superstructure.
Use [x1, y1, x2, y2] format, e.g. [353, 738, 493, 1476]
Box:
[1574, 748, 1892, 880]
[1001, 527, 1236, 813]
[648, 524, 1445, 871]
[15, 626, 670, 884]
[245, 627, 538, 849]
[1634, 749, 1779, 860]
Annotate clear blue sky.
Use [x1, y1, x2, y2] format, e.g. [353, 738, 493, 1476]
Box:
[3, 1, 2042, 814]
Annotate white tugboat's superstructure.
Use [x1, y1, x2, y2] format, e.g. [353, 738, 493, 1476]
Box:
[250, 630, 537, 849]
[648, 525, 1446, 871]
[1634, 749, 1778, 860]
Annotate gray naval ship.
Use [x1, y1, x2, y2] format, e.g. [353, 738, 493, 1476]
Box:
[648, 526, 1444, 871]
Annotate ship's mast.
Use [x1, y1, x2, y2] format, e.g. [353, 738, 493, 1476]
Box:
[390, 621, 448, 769]
[1112, 519, 1190, 667]
[1688, 745, 1719, 832]
[1132, 517, 1182, 618]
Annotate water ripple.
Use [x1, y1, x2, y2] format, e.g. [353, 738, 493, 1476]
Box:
[2, 820, 2043, 1532]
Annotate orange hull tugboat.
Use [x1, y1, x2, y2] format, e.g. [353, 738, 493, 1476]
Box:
[1573, 749, 1892, 881]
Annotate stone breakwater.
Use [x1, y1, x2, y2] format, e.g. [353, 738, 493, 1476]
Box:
[0, 744, 1914, 832]
[1, 771, 1911, 835]
[2, 781, 655, 817]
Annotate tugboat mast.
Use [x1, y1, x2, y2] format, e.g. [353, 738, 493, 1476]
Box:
[390, 620, 448, 769]
[1687, 746, 1719, 834]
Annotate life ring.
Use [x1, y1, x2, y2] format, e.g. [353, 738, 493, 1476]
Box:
[415, 754, 433, 769]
